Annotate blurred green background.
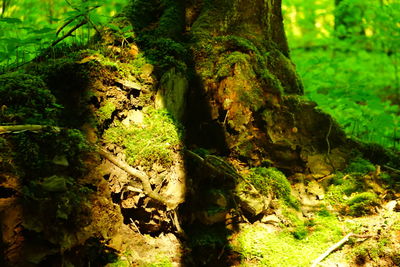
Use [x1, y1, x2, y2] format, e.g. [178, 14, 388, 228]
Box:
[0, 0, 399, 149]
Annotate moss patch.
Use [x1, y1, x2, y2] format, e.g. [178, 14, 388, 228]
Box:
[232, 212, 343, 266]
[103, 108, 183, 167]
[247, 167, 298, 208]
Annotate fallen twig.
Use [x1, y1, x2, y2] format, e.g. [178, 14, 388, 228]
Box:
[383, 165, 400, 174]
[0, 124, 61, 134]
[311, 233, 372, 267]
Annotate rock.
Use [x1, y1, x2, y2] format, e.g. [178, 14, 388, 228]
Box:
[306, 154, 333, 178]
[161, 164, 186, 209]
[197, 210, 228, 225]
[155, 68, 188, 121]
[307, 180, 325, 200]
[261, 215, 281, 225]
[140, 64, 154, 77]
[41, 175, 68, 192]
[386, 200, 397, 211]
[394, 200, 400, 212]
[52, 154, 69, 167]
[121, 110, 144, 127]
[115, 79, 141, 91]
[236, 182, 269, 216]
[209, 191, 228, 207]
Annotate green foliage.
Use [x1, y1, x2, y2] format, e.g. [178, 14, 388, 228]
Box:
[247, 167, 298, 208]
[325, 173, 363, 206]
[143, 259, 173, 267]
[0, 71, 61, 125]
[345, 157, 375, 174]
[293, 48, 399, 149]
[12, 129, 90, 176]
[284, 0, 400, 150]
[0, 0, 128, 69]
[347, 192, 379, 216]
[189, 224, 228, 249]
[22, 175, 92, 222]
[135, 35, 188, 73]
[103, 108, 183, 166]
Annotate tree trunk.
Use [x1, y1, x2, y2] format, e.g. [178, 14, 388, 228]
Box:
[128, 0, 348, 172]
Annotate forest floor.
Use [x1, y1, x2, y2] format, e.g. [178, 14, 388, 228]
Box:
[0, 26, 399, 267]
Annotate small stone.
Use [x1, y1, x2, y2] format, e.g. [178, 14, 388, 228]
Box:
[386, 200, 397, 211]
[141, 64, 154, 77]
[52, 155, 69, 167]
[122, 110, 144, 127]
[261, 215, 281, 225]
[115, 79, 141, 91]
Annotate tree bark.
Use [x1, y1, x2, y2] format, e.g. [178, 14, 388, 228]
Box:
[127, 0, 348, 172]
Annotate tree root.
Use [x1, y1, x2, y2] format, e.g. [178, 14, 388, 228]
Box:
[0, 124, 176, 209]
[97, 148, 177, 209]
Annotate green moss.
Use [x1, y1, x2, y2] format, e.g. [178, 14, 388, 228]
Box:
[97, 102, 116, 123]
[233, 214, 343, 267]
[215, 51, 250, 79]
[189, 224, 228, 249]
[325, 173, 364, 207]
[347, 192, 379, 217]
[247, 167, 298, 208]
[143, 259, 173, 267]
[0, 71, 61, 125]
[345, 157, 375, 174]
[103, 108, 183, 167]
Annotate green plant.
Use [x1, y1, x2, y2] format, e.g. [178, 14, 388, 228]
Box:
[233, 214, 343, 267]
[347, 192, 379, 216]
[0, 71, 62, 124]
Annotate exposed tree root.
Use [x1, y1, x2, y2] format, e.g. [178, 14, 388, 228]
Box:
[97, 148, 177, 209]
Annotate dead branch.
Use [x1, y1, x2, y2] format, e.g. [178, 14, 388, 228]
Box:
[383, 165, 400, 174]
[311, 233, 372, 267]
[0, 124, 61, 134]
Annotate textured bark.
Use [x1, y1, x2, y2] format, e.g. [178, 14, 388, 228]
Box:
[152, 0, 349, 173]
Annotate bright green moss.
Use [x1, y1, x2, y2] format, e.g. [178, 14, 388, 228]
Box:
[103, 108, 183, 167]
[347, 192, 379, 217]
[97, 102, 116, 123]
[247, 167, 298, 208]
[233, 213, 343, 267]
